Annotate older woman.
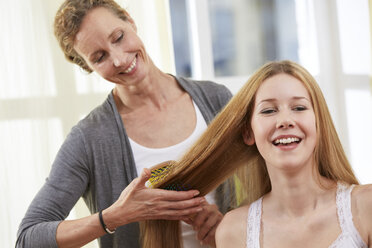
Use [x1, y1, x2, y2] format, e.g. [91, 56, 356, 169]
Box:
[16, 0, 234, 247]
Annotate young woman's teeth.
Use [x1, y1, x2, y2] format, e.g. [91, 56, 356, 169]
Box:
[274, 137, 300, 145]
[123, 57, 137, 74]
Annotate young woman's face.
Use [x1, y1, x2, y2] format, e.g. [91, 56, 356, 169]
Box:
[246, 73, 317, 172]
[74, 7, 149, 86]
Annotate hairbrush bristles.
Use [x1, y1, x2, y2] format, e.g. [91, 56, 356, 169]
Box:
[163, 183, 191, 191]
[147, 161, 191, 191]
[147, 165, 172, 188]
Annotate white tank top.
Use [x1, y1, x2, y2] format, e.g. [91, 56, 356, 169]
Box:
[246, 182, 367, 248]
[129, 101, 215, 248]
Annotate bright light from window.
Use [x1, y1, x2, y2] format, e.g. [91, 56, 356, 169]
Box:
[0, 1, 56, 99]
[0, 118, 63, 247]
[337, 0, 371, 74]
[345, 89, 372, 184]
[295, 0, 319, 75]
[74, 68, 114, 95]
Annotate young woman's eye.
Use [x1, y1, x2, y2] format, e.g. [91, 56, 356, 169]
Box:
[260, 108, 276, 114]
[293, 106, 307, 111]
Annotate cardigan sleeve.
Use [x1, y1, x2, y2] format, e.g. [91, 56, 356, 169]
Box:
[16, 126, 90, 247]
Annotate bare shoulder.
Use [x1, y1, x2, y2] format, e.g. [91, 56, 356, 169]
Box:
[216, 205, 249, 248]
[352, 184, 372, 245]
[353, 184, 372, 210]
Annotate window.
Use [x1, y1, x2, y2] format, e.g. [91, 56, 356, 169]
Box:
[169, 0, 372, 183]
[170, 0, 301, 78]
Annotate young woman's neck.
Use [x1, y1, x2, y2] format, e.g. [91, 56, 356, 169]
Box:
[265, 166, 336, 218]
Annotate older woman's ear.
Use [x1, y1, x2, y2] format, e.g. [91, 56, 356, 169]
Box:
[242, 127, 255, 146]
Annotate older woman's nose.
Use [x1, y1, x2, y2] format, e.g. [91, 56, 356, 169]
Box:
[113, 55, 126, 67]
[111, 48, 129, 68]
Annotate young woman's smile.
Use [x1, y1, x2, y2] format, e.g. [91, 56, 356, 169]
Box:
[272, 134, 301, 151]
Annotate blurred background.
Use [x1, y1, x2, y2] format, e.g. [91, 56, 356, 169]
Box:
[1, 0, 371, 247]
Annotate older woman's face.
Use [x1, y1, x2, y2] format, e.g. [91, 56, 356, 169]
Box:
[74, 7, 150, 86]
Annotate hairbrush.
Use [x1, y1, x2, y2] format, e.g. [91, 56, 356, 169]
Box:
[147, 161, 191, 191]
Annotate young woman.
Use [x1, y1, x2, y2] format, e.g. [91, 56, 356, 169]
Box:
[143, 60, 372, 248]
[216, 61, 371, 247]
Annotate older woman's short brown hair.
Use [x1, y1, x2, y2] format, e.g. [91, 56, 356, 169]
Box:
[54, 0, 130, 72]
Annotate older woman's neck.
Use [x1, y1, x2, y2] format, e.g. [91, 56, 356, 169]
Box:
[114, 70, 181, 112]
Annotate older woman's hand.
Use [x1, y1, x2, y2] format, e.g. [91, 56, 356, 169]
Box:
[103, 168, 205, 229]
[184, 200, 223, 247]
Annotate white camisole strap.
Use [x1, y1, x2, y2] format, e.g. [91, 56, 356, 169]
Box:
[337, 183, 357, 236]
[246, 197, 262, 248]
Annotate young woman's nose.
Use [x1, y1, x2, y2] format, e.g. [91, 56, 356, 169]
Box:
[276, 112, 295, 129]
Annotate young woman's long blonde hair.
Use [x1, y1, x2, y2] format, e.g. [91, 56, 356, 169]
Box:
[140, 60, 359, 248]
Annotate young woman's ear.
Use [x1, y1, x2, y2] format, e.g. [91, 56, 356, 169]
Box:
[242, 127, 255, 146]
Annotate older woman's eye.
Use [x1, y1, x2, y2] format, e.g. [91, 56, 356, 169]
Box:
[115, 33, 124, 43]
[94, 53, 105, 63]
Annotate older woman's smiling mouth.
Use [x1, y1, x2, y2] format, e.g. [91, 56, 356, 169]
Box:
[119, 56, 137, 74]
